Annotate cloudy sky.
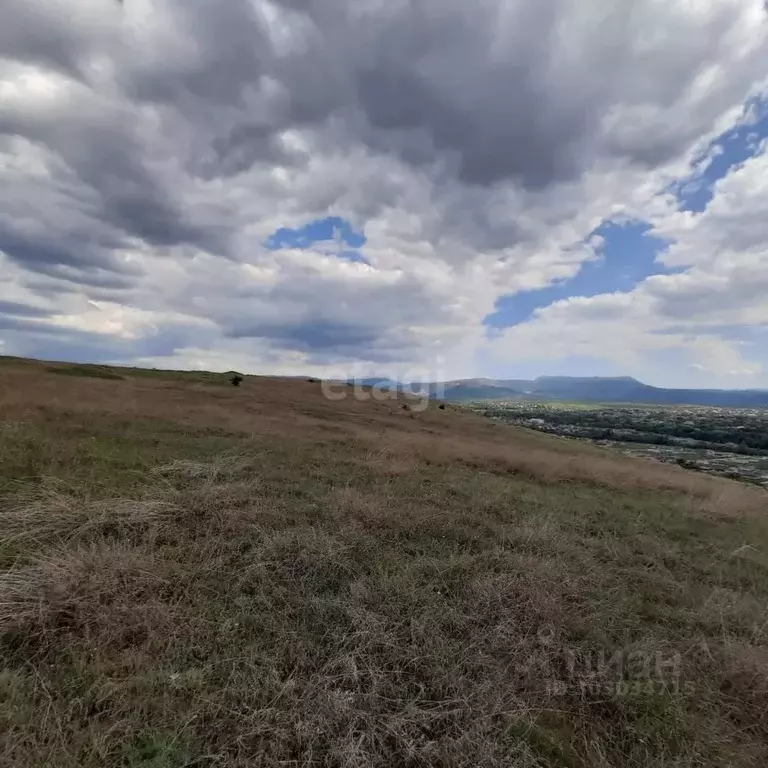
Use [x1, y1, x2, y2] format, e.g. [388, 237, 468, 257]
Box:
[1, 0, 768, 387]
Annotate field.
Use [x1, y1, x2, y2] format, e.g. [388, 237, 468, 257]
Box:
[1, 358, 768, 767]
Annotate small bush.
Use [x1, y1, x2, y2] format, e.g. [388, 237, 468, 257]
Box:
[230, 374, 244, 387]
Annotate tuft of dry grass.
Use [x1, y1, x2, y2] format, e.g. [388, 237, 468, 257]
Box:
[1, 358, 768, 766]
[0, 543, 180, 659]
[1, 482, 175, 553]
[152, 454, 257, 483]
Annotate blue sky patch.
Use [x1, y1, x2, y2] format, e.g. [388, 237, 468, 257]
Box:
[483, 97, 768, 340]
[266, 216, 368, 263]
[672, 96, 768, 212]
[484, 221, 679, 330]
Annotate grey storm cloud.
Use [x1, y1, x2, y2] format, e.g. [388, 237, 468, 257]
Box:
[1, 0, 767, 369]
[188, 0, 767, 184]
[647, 267, 768, 322]
[2, 0, 765, 260]
[209, 261, 457, 361]
[0, 299, 51, 319]
[106, 0, 768, 187]
[226, 319, 427, 365]
[0, 312, 211, 364]
[0, 96, 225, 265]
[361, 1, 763, 183]
[0, 0, 99, 83]
[228, 319, 381, 351]
[0, 314, 62, 335]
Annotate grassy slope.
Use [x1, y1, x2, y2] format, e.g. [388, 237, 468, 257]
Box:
[1, 360, 767, 767]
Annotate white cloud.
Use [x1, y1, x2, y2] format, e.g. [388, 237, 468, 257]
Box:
[0, 0, 767, 384]
[486, 127, 768, 387]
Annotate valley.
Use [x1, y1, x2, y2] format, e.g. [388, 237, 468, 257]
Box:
[474, 400, 768, 488]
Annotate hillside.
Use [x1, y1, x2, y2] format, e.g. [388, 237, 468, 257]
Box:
[366, 375, 768, 407]
[1, 358, 768, 767]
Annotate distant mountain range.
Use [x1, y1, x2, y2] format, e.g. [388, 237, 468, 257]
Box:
[353, 376, 768, 408]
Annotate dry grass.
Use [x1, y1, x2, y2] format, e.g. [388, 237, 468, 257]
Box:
[1, 358, 768, 767]
[0, 543, 179, 650]
[0, 482, 175, 552]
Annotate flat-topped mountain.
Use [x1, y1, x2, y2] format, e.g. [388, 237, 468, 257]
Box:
[356, 375, 768, 407]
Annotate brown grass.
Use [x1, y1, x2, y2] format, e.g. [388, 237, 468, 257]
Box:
[1, 358, 768, 767]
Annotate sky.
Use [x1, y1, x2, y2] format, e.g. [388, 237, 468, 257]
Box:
[1, 0, 768, 388]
